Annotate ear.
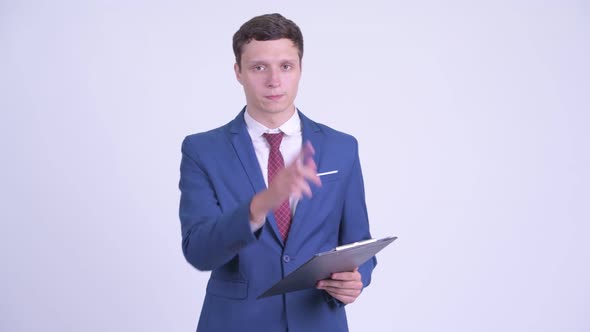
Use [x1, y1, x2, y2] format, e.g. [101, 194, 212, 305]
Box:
[234, 63, 243, 85]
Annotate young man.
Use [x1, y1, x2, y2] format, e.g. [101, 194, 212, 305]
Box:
[179, 13, 376, 332]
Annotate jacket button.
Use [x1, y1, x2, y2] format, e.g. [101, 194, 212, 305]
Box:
[283, 255, 291, 263]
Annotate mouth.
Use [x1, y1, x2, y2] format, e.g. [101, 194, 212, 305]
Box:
[265, 94, 284, 101]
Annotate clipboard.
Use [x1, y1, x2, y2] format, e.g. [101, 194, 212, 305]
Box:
[257, 236, 397, 299]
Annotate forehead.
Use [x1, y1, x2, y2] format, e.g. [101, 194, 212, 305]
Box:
[241, 38, 300, 63]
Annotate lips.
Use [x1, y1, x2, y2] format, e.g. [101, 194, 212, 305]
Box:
[265, 94, 284, 101]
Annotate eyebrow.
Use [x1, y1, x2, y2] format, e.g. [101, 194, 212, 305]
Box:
[245, 58, 299, 65]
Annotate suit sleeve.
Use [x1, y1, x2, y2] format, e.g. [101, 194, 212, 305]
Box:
[325, 138, 377, 306]
[179, 137, 256, 271]
[340, 139, 377, 288]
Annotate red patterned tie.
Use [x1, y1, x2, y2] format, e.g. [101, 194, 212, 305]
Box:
[263, 132, 292, 241]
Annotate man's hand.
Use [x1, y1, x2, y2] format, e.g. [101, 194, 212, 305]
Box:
[250, 141, 321, 223]
[316, 267, 363, 304]
[267, 141, 320, 202]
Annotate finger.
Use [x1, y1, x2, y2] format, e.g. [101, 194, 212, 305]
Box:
[318, 287, 362, 297]
[302, 140, 315, 162]
[322, 285, 362, 297]
[283, 158, 320, 194]
[287, 160, 307, 182]
[318, 279, 363, 290]
[304, 140, 315, 154]
[330, 271, 362, 281]
[296, 180, 313, 199]
[299, 165, 321, 186]
[324, 290, 357, 304]
[299, 144, 316, 166]
[304, 157, 318, 172]
[296, 142, 317, 172]
[292, 142, 314, 168]
[305, 173, 322, 187]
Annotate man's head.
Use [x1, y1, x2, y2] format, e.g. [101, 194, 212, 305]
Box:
[233, 14, 304, 127]
[233, 13, 303, 71]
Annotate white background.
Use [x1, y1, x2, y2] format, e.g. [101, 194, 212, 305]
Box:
[1, 1, 589, 331]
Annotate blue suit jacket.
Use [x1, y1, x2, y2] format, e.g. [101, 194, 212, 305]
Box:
[179, 109, 376, 332]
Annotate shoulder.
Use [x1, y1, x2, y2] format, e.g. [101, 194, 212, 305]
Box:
[300, 112, 359, 150]
[183, 125, 226, 145]
[181, 121, 233, 157]
[316, 122, 358, 145]
[182, 109, 246, 148]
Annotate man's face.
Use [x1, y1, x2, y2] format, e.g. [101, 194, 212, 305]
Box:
[235, 38, 301, 121]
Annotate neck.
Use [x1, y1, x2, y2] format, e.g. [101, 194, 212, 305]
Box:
[247, 106, 296, 129]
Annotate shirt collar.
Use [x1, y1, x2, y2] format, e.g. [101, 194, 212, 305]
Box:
[244, 108, 301, 137]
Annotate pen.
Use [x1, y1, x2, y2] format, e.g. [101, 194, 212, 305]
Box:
[316, 170, 338, 177]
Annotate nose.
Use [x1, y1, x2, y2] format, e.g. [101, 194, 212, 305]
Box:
[266, 68, 281, 88]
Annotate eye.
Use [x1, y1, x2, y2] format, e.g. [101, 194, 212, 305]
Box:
[281, 64, 293, 71]
[253, 65, 266, 71]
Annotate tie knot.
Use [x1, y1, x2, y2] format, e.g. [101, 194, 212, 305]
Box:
[263, 132, 284, 150]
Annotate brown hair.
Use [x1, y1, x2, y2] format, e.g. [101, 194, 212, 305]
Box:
[233, 13, 303, 70]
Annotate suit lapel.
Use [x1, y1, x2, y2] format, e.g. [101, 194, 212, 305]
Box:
[229, 110, 266, 193]
[228, 109, 284, 245]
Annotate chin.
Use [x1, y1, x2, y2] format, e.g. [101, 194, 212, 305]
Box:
[261, 103, 293, 114]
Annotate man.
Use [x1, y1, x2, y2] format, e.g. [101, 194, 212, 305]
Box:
[179, 13, 376, 332]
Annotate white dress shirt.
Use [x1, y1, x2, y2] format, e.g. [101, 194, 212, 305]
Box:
[244, 109, 303, 231]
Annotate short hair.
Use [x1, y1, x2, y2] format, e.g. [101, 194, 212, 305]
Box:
[233, 13, 304, 69]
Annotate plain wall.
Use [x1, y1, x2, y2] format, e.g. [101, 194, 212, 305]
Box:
[1, 1, 588, 331]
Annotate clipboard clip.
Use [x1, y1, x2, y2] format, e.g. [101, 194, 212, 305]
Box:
[335, 238, 379, 251]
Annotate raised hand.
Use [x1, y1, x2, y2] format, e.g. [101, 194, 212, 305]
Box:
[249, 141, 322, 224]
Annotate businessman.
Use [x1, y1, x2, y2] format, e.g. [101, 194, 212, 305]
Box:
[179, 13, 376, 331]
